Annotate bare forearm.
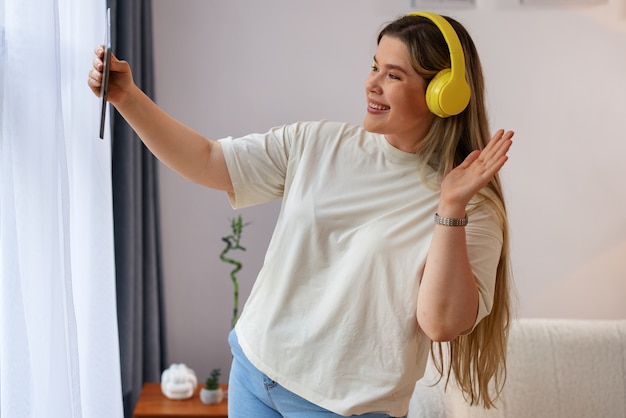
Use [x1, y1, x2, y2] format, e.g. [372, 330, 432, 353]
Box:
[114, 85, 232, 191]
[417, 206, 478, 342]
[416, 131, 513, 342]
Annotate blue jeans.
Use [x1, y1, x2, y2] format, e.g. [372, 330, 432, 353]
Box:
[227, 330, 407, 418]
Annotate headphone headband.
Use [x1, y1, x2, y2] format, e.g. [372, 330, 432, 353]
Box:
[405, 12, 471, 118]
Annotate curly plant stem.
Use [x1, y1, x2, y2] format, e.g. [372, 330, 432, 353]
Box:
[220, 215, 247, 329]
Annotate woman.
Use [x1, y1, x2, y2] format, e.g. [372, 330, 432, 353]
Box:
[89, 12, 513, 418]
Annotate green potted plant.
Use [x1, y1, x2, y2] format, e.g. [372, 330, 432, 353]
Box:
[199, 368, 224, 404]
[220, 214, 249, 329]
[201, 216, 247, 406]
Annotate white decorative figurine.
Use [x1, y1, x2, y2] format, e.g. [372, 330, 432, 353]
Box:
[160, 363, 198, 400]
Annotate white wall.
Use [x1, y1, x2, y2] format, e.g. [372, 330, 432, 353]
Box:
[151, 0, 626, 383]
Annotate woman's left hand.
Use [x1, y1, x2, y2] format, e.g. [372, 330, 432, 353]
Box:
[439, 129, 514, 209]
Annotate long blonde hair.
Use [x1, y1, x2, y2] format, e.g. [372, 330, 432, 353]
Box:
[378, 15, 513, 408]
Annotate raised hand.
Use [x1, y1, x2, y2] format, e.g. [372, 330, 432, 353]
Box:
[87, 45, 134, 106]
[439, 129, 514, 210]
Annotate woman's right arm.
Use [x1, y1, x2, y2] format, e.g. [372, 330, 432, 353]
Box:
[87, 46, 233, 192]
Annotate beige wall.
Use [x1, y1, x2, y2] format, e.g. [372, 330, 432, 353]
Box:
[151, 0, 626, 383]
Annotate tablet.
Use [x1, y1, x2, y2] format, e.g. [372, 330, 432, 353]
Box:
[99, 8, 112, 139]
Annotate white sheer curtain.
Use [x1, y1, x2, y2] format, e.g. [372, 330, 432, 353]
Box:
[0, 0, 123, 417]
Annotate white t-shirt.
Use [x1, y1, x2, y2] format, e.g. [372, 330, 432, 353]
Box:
[219, 120, 502, 416]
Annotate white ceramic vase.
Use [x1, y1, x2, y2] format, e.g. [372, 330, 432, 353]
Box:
[200, 387, 224, 405]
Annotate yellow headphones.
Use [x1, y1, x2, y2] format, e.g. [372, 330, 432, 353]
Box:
[406, 12, 471, 118]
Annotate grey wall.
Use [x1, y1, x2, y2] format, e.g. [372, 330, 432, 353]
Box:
[152, 0, 626, 384]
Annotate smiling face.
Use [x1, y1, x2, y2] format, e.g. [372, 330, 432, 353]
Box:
[363, 35, 435, 153]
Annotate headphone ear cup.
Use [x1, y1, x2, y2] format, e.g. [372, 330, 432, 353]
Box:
[425, 68, 471, 118]
[425, 69, 452, 118]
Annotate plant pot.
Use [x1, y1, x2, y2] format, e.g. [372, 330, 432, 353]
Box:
[200, 387, 224, 405]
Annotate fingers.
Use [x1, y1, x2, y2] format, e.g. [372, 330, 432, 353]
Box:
[492, 129, 514, 148]
[463, 130, 513, 181]
[480, 142, 511, 178]
[460, 130, 513, 172]
[94, 45, 105, 58]
[457, 149, 480, 169]
[88, 68, 101, 87]
[479, 129, 513, 164]
[87, 46, 106, 95]
[488, 129, 514, 151]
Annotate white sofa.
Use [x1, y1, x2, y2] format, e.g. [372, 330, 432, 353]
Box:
[409, 318, 626, 418]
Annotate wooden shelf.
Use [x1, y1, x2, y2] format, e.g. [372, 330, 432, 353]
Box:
[133, 383, 228, 418]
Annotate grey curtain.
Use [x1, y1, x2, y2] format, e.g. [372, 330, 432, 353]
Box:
[108, 1, 167, 417]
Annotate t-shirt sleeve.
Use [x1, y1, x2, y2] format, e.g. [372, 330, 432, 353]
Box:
[461, 204, 504, 334]
[219, 125, 293, 208]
